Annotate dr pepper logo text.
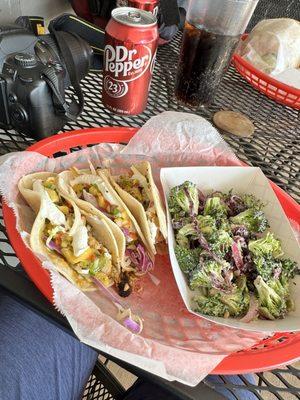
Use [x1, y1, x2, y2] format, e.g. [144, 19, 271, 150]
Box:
[104, 44, 152, 81]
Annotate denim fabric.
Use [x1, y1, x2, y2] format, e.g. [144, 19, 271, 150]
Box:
[0, 289, 98, 400]
[0, 288, 257, 400]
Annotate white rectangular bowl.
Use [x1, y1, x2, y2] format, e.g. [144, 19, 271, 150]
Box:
[160, 166, 300, 332]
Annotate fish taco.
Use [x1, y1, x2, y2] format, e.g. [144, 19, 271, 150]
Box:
[57, 168, 155, 295]
[105, 162, 167, 255]
[21, 175, 120, 291]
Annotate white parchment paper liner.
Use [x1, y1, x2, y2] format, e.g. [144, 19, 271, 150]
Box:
[0, 112, 278, 386]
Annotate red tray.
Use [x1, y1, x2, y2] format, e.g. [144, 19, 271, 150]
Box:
[2, 127, 300, 375]
[232, 36, 300, 110]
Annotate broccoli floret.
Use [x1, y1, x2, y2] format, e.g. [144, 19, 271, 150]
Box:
[254, 276, 287, 320]
[269, 276, 295, 312]
[176, 217, 217, 248]
[204, 196, 228, 219]
[230, 208, 269, 233]
[241, 194, 264, 210]
[210, 230, 233, 257]
[172, 216, 193, 231]
[194, 276, 249, 318]
[176, 223, 197, 248]
[195, 292, 229, 317]
[253, 255, 282, 281]
[209, 191, 227, 200]
[177, 216, 216, 237]
[189, 259, 233, 291]
[249, 232, 283, 259]
[218, 218, 231, 232]
[189, 260, 224, 289]
[176, 233, 190, 249]
[174, 245, 201, 273]
[196, 215, 216, 236]
[168, 181, 199, 217]
[221, 276, 250, 317]
[177, 223, 197, 238]
[281, 259, 298, 279]
[267, 277, 290, 300]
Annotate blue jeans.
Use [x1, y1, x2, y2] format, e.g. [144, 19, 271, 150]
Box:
[0, 288, 256, 400]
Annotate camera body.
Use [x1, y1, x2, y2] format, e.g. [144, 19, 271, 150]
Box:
[0, 54, 66, 138]
[0, 23, 92, 139]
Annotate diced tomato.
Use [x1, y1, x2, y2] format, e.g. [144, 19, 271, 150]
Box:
[130, 232, 138, 241]
[88, 253, 96, 261]
[54, 232, 64, 245]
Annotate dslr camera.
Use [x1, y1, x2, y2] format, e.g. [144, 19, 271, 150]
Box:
[0, 20, 92, 139]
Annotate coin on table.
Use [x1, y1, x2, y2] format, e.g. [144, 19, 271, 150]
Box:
[213, 111, 255, 137]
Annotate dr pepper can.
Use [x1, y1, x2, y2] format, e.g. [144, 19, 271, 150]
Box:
[103, 7, 158, 115]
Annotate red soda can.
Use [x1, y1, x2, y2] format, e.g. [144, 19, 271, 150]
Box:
[128, 0, 159, 17]
[103, 7, 158, 115]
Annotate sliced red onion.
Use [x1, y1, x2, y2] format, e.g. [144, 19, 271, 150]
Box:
[198, 189, 206, 204]
[125, 244, 153, 274]
[273, 267, 282, 279]
[232, 225, 249, 239]
[234, 236, 247, 250]
[210, 270, 233, 293]
[92, 278, 143, 334]
[46, 240, 62, 254]
[192, 216, 223, 264]
[83, 190, 99, 209]
[136, 243, 153, 273]
[240, 296, 259, 323]
[82, 190, 112, 219]
[123, 317, 142, 334]
[231, 241, 244, 270]
[121, 227, 131, 241]
[92, 277, 124, 307]
[125, 249, 140, 267]
[226, 195, 246, 217]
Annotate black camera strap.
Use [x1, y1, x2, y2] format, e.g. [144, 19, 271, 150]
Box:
[42, 65, 72, 118]
[48, 27, 85, 121]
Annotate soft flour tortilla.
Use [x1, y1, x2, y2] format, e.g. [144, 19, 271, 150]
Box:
[29, 182, 96, 291]
[57, 171, 123, 265]
[58, 169, 154, 263]
[82, 212, 120, 272]
[107, 161, 167, 255]
[18, 172, 57, 213]
[97, 169, 154, 260]
[125, 161, 167, 240]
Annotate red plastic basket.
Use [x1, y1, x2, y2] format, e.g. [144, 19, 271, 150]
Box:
[2, 127, 300, 375]
[232, 36, 300, 109]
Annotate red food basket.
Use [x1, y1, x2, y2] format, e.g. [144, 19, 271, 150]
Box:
[232, 37, 300, 110]
[2, 127, 300, 375]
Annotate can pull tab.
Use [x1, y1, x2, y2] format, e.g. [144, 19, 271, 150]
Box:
[128, 10, 142, 22]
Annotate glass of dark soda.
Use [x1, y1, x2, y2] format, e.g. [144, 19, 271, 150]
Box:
[175, 0, 259, 107]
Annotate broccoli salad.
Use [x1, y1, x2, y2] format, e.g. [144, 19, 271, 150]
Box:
[168, 181, 298, 321]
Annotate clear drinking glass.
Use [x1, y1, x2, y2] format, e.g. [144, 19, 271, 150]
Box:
[175, 0, 259, 107]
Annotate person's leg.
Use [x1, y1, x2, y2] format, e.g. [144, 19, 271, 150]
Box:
[0, 288, 98, 400]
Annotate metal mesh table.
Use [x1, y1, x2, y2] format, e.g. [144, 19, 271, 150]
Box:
[1, 37, 299, 202]
[0, 1, 300, 399]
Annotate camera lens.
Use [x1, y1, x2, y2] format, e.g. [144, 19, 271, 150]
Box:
[54, 31, 92, 81]
[35, 32, 92, 82]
